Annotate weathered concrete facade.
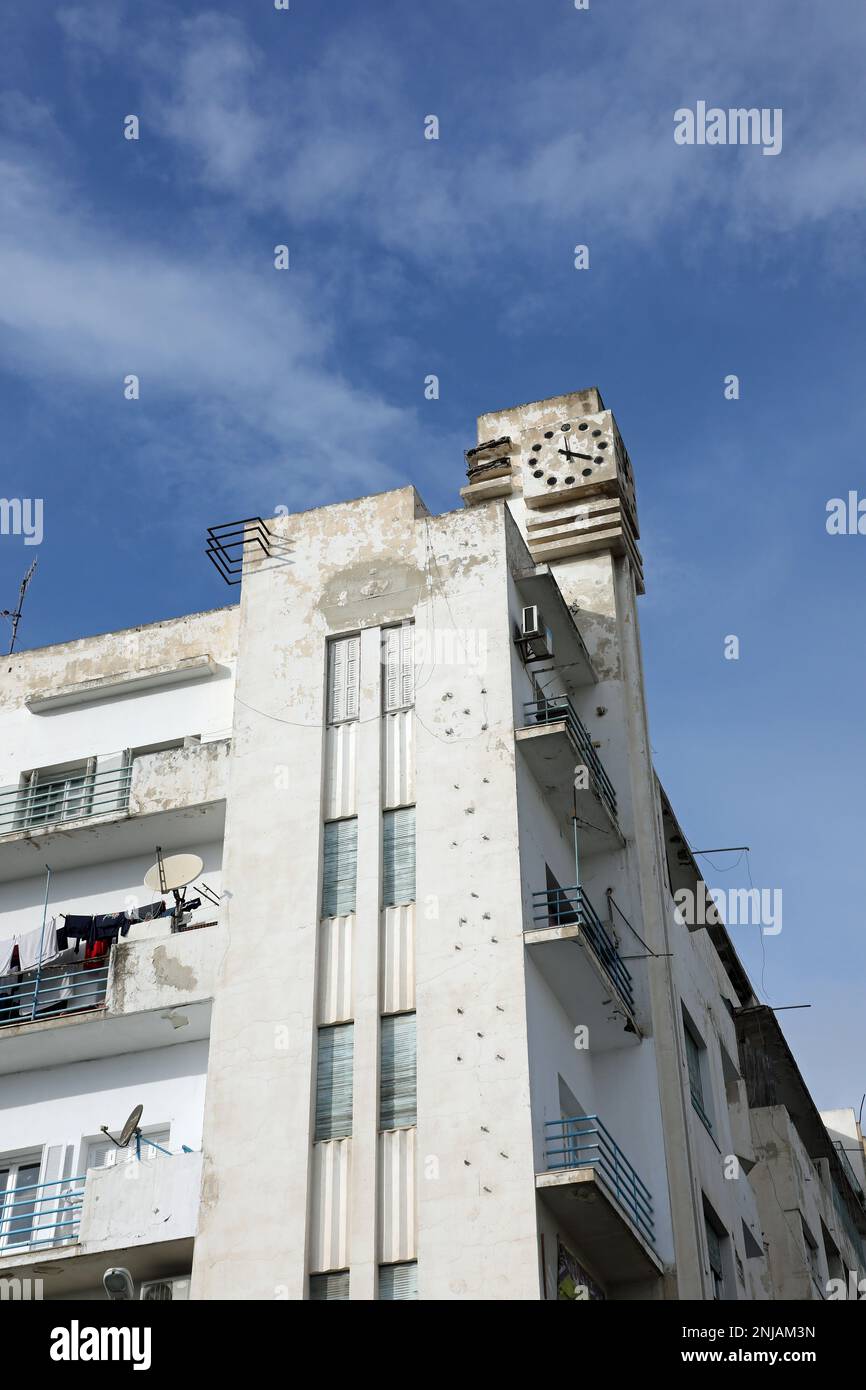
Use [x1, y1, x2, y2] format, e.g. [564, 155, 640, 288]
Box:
[1, 389, 862, 1300]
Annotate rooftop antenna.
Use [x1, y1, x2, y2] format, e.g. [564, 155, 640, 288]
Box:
[100, 1104, 171, 1162]
[1, 558, 37, 655]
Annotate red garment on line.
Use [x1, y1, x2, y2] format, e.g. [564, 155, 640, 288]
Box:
[84, 939, 109, 969]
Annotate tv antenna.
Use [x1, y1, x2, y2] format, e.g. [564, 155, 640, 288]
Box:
[144, 847, 220, 931]
[100, 1104, 171, 1161]
[1, 558, 37, 655]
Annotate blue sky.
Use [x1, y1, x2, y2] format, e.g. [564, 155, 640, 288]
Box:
[1, 1, 864, 1108]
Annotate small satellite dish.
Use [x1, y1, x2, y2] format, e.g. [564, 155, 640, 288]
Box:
[145, 853, 203, 893]
[119, 1104, 144, 1147]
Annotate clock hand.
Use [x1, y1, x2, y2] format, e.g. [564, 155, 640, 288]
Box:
[558, 449, 592, 461]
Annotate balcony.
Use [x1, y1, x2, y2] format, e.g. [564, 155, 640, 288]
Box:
[516, 697, 622, 853]
[0, 1151, 202, 1298]
[525, 885, 640, 1048]
[0, 957, 110, 1029]
[0, 739, 229, 881]
[0, 763, 132, 836]
[834, 1140, 865, 1204]
[0, 1173, 85, 1254]
[536, 1116, 663, 1285]
[0, 925, 218, 1075]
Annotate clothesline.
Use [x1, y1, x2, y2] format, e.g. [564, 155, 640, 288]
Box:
[0, 900, 171, 977]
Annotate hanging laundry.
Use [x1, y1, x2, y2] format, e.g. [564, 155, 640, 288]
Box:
[61, 901, 168, 947]
[15, 917, 62, 971]
[83, 939, 111, 972]
[0, 937, 14, 977]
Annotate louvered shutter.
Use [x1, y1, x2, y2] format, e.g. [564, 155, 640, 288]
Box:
[310, 1271, 350, 1301]
[95, 750, 131, 815]
[322, 818, 358, 918]
[382, 624, 414, 713]
[382, 807, 415, 906]
[379, 1262, 418, 1300]
[328, 636, 360, 724]
[315, 1023, 354, 1140]
[379, 1013, 417, 1129]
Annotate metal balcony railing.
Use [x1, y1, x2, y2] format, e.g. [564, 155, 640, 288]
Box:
[0, 1174, 85, 1252]
[522, 697, 617, 823]
[0, 765, 132, 836]
[531, 884, 633, 1011]
[831, 1180, 866, 1265]
[0, 958, 110, 1028]
[834, 1140, 865, 1202]
[545, 1115, 655, 1246]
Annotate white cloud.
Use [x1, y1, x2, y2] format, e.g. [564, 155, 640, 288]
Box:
[0, 133, 418, 511]
[52, 2, 866, 269]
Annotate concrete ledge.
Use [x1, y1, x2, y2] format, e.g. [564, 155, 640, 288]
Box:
[536, 1167, 663, 1283]
[26, 657, 219, 712]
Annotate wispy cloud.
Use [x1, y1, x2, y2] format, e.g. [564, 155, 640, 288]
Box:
[54, 1, 866, 266]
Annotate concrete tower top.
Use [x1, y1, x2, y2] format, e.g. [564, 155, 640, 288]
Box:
[461, 388, 644, 593]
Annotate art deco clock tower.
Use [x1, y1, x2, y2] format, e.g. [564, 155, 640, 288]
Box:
[461, 386, 644, 606]
[461, 387, 708, 1299]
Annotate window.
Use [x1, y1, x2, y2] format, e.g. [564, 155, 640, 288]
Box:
[85, 1128, 170, 1170]
[310, 1271, 349, 1301]
[380, 1013, 417, 1130]
[822, 1220, 844, 1284]
[22, 764, 92, 828]
[683, 1012, 713, 1134]
[704, 1212, 726, 1299]
[315, 1024, 354, 1141]
[322, 818, 358, 918]
[802, 1216, 822, 1288]
[0, 1154, 43, 1251]
[382, 807, 416, 907]
[382, 624, 414, 713]
[379, 1261, 418, 1300]
[327, 636, 360, 724]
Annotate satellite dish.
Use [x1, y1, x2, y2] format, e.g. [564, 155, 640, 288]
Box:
[119, 1104, 144, 1147]
[145, 853, 203, 893]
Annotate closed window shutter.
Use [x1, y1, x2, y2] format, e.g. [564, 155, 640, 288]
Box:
[706, 1220, 722, 1277]
[383, 624, 414, 712]
[315, 1023, 354, 1140]
[322, 818, 358, 917]
[328, 636, 360, 724]
[684, 1025, 704, 1105]
[382, 807, 415, 907]
[379, 1262, 418, 1300]
[310, 1271, 350, 1301]
[380, 1013, 417, 1129]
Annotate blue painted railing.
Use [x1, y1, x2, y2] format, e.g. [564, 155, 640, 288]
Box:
[0, 958, 110, 1028]
[0, 1174, 85, 1251]
[523, 696, 618, 823]
[545, 1115, 655, 1246]
[0, 764, 132, 836]
[532, 884, 633, 1011]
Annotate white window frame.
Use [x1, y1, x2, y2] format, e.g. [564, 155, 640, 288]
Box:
[382, 622, 415, 713]
[327, 635, 360, 725]
[0, 1150, 45, 1252]
[84, 1126, 171, 1171]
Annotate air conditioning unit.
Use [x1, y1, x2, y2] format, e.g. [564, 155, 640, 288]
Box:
[140, 1276, 191, 1301]
[519, 606, 554, 661]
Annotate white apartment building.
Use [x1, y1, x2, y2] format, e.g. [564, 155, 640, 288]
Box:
[1, 388, 863, 1301]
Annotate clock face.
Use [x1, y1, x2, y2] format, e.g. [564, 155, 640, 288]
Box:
[522, 414, 618, 507]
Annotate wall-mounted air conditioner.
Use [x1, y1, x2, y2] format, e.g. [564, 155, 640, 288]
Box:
[140, 1276, 191, 1301]
[521, 605, 543, 638]
[518, 606, 554, 661]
